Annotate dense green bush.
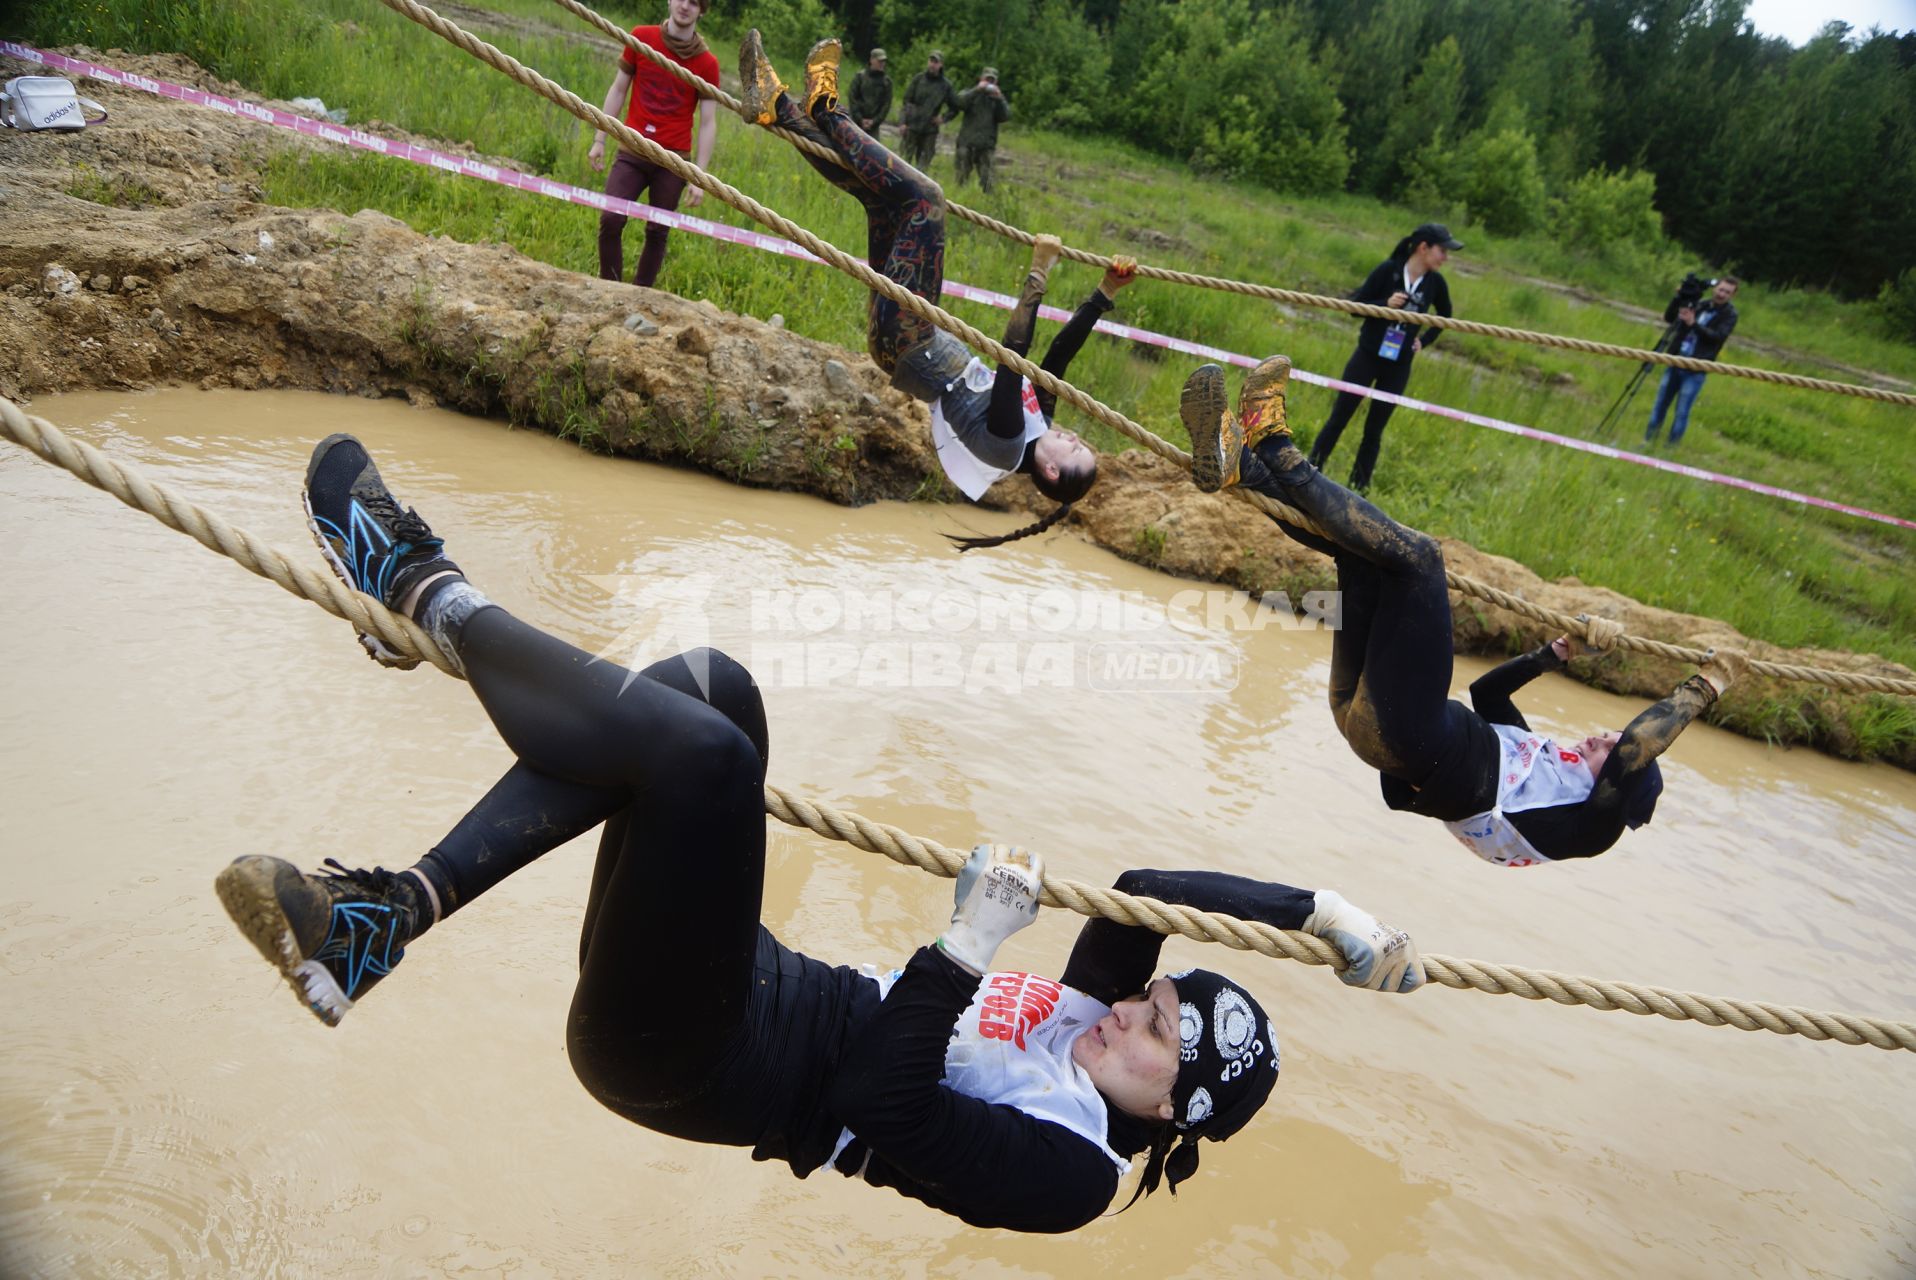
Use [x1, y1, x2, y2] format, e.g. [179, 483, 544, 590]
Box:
[1409, 126, 1547, 236]
[1124, 0, 1349, 193]
[1553, 166, 1664, 251]
[1877, 268, 1916, 345]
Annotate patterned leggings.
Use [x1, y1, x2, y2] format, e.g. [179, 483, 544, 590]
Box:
[777, 94, 945, 374]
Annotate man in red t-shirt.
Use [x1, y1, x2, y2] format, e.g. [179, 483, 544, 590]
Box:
[587, 0, 720, 289]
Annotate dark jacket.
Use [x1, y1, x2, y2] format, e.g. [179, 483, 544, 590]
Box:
[1663, 296, 1738, 362]
[1350, 258, 1453, 358]
[824, 868, 1315, 1232]
[1382, 644, 1712, 860]
[901, 69, 958, 132]
[954, 84, 1010, 149]
[847, 67, 893, 127]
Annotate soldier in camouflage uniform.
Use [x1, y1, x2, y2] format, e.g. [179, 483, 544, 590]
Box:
[953, 67, 1010, 193]
[846, 47, 892, 135]
[899, 50, 958, 170]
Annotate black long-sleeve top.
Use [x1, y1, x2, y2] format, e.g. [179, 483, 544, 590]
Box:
[1383, 644, 1716, 859]
[822, 868, 1314, 1233]
[1349, 257, 1453, 357]
[1662, 295, 1738, 361]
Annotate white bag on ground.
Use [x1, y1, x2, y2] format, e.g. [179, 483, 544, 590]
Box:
[1, 76, 107, 130]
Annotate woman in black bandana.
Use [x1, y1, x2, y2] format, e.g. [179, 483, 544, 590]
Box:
[738, 31, 1128, 552]
[214, 434, 1425, 1233]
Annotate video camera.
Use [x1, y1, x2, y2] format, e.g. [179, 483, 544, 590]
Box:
[1672, 271, 1710, 310]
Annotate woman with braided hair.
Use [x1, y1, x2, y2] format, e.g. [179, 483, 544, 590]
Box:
[1178, 357, 1747, 867]
[215, 433, 1425, 1234]
[739, 32, 1133, 551]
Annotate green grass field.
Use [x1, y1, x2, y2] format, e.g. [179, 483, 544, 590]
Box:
[23, 1, 1916, 708]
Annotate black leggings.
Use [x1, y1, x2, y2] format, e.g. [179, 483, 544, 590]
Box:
[1239, 440, 1466, 782]
[1308, 344, 1415, 490]
[416, 609, 794, 1136]
[777, 94, 945, 374]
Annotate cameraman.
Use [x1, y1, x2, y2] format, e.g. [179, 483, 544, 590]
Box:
[1307, 222, 1459, 492]
[1645, 275, 1739, 447]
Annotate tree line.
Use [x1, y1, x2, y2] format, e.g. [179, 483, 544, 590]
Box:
[719, 0, 1916, 304]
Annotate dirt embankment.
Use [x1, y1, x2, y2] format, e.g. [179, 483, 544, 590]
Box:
[3, 50, 1910, 765]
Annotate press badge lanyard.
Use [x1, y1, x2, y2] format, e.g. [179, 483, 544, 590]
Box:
[1379, 265, 1422, 362]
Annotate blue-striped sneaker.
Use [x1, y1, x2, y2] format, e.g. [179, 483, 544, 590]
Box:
[303, 433, 459, 667]
[215, 855, 420, 1026]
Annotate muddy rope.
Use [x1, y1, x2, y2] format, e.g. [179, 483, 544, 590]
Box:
[351, 0, 1916, 696]
[3, 396, 1913, 1052]
[548, 0, 1916, 408]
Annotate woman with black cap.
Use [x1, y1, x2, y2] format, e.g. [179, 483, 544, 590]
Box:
[214, 432, 1425, 1234]
[737, 32, 1132, 552]
[1308, 223, 1461, 492]
[1179, 358, 1745, 867]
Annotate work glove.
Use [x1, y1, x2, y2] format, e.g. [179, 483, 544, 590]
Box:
[1303, 889, 1424, 993]
[938, 844, 1044, 975]
[1697, 647, 1748, 698]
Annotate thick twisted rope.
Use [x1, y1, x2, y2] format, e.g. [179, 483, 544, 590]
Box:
[555, 0, 1916, 408]
[368, 0, 1916, 698]
[4, 397, 1913, 1052]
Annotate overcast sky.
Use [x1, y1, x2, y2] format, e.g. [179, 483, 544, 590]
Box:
[1742, 0, 1914, 43]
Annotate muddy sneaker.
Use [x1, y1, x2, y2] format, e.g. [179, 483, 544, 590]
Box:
[303, 433, 459, 667]
[738, 29, 786, 126]
[215, 855, 421, 1027]
[1181, 363, 1242, 492]
[1237, 354, 1292, 449]
[803, 37, 841, 118]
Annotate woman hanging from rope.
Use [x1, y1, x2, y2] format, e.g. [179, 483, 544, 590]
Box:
[738, 32, 1130, 551]
[215, 433, 1425, 1233]
[1178, 359, 1747, 867]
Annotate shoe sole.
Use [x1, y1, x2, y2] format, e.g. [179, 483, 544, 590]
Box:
[215, 858, 353, 1027]
[738, 31, 783, 126]
[1180, 366, 1231, 493]
[301, 435, 418, 669]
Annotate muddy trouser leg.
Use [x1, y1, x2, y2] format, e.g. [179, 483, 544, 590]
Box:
[1346, 355, 1413, 490]
[597, 150, 646, 282]
[1239, 441, 1459, 777]
[955, 145, 976, 186]
[411, 606, 776, 1131]
[1308, 345, 1381, 469]
[902, 128, 935, 168]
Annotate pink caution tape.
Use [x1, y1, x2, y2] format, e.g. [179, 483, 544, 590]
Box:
[7, 41, 1908, 532]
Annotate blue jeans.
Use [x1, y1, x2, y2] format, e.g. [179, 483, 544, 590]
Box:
[1645, 368, 1707, 444]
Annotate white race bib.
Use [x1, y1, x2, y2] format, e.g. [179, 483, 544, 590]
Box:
[1442, 725, 1595, 868]
[826, 969, 1129, 1175]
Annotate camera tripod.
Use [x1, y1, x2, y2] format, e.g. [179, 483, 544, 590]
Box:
[1594, 320, 1682, 439]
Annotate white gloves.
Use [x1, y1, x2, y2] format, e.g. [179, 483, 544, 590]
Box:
[1303, 889, 1424, 994]
[938, 844, 1045, 975]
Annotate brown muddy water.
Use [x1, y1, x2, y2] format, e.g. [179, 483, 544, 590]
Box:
[2, 388, 1913, 1279]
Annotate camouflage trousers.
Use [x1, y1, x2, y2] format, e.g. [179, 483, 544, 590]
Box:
[955, 144, 996, 192]
[900, 127, 939, 170]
